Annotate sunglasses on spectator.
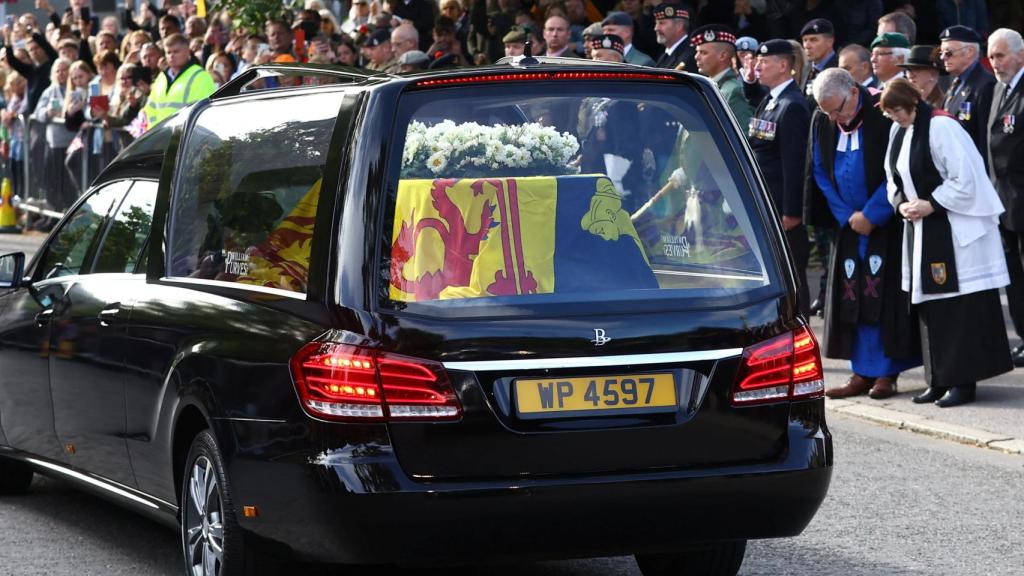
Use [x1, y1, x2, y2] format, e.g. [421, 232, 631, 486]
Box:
[939, 46, 969, 59]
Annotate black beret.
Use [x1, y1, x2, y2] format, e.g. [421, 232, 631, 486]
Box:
[757, 39, 794, 57]
[589, 33, 625, 55]
[800, 18, 834, 37]
[939, 25, 981, 44]
[652, 3, 690, 21]
[362, 28, 390, 47]
[690, 24, 737, 47]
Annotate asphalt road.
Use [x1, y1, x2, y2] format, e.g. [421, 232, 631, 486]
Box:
[2, 414, 1022, 576]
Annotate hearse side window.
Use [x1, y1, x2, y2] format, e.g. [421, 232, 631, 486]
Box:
[92, 181, 158, 274]
[381, 83, 772, 311]
[166, 91, 345, 293]
[35, 180, 131, 281]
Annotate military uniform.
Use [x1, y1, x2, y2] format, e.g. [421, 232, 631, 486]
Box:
[988, 70, 1024, 360]
[940, 26, 996, 169]
[799, 18, 838, 100]
[689, 25, 753, 128]
[652, 3, 696, 72]
[746, 39, 812, 316]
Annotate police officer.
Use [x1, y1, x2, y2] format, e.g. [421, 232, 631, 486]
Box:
[987, 28, 1024, 366]
[143, 33, 216, 130]
[652, 3, 696, 72]
[940, 25, 995, 166]
[690, 24, 752, 128]
[746, 39, 812, 316]
[800, 18, 838, 99]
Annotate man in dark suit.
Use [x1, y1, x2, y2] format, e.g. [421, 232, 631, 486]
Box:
[652, 3, 696, 72]
[987, 28, 1024, 366]
[940, 25, 996, 168]
[800, 18, 838, 99]
[745, 39, 813, 316]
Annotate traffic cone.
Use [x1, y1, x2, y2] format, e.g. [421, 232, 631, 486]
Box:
[0, 176, 21, 234]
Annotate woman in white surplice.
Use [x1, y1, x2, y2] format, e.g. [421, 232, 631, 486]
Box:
[880, 78, 1013, 408]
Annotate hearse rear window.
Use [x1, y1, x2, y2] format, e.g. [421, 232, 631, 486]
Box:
[380, 82, 772, 310]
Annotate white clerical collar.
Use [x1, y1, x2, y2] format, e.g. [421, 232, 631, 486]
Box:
[769, 78, 794, 99]
[1010, 66, 1024, 91]
[664, 35, 687, 56]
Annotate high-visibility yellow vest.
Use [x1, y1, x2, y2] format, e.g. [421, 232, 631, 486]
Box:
[143, 63, 217, 130]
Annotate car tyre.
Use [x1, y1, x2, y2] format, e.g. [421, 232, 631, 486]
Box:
[0, 456, 33, 495]
[181, 430, 280, 576]
[635, 540, 747, 576]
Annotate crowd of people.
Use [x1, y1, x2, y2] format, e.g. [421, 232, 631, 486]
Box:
[0, 0, 1022, 405]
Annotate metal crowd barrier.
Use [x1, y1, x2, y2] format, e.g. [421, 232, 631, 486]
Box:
[14, 113, 129, 222]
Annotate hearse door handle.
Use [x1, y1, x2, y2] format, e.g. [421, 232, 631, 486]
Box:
[35, 308, 54, 327]
[98, 305, 121, 327]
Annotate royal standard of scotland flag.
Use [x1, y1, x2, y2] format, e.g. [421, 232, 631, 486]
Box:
[389, 175, 658, 302]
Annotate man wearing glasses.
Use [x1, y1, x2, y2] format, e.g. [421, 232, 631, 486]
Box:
[869, 32, 910, 88]
[940, 25, 996, 167]
[810, 68, 921, 400]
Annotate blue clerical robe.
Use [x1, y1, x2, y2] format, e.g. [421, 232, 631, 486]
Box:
[813, 119, 920, 377]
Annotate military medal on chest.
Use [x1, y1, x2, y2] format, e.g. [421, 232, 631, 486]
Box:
[958, 100, 972, 121]
[1004, 114, 1016, 134]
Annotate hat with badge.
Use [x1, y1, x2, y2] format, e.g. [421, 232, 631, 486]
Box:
[870, 32, 910, 49]
[799, 18, 834, 38]
[362, 28, 391, 47]
[898, 45, 941, 70]
[652, 3, 690, 20]
[502, 26, 528, 44]
[589, 34, 625, 55]
[939, 24, 981, 44]
[601, 11, 634, 28]
[689, 24, 737, 47]
[757, 39, 794, 56]
[735, 36, 758, 53]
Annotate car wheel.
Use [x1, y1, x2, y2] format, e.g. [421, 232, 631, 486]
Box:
[0, 456, 33, 495]
[181, 430, 279, 576]
[635, 540, 747, 576]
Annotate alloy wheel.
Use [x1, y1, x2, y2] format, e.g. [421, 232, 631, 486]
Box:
[184, 456, 225, 576]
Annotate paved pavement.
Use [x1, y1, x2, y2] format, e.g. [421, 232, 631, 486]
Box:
[805, 267, 1024, 455]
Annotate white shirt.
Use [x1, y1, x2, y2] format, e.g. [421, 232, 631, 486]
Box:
[1008, 66, 1024, 92]
[663, 35, 687, 57]
[885, 115, 1009, 303]
[768, 78, 795, 99]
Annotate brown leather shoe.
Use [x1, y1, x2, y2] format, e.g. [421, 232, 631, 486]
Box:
[825, 374, 874, 399]
[868, 376, 898, 399]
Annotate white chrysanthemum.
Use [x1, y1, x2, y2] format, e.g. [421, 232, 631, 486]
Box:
[427, 151, 448, 173]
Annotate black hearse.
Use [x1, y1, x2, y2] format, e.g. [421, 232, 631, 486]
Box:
[0, 60, 831, 576]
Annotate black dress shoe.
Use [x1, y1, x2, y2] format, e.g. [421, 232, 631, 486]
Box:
[912, 387, 945, 404]
[935, 386, 976, 408]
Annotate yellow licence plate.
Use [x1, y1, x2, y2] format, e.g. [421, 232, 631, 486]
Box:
[515, 373, 677, 418]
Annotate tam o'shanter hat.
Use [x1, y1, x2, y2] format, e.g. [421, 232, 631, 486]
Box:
[690, 24, 737, 47]
[653, 3, 690, 21]
[589, 33, 625, 55]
